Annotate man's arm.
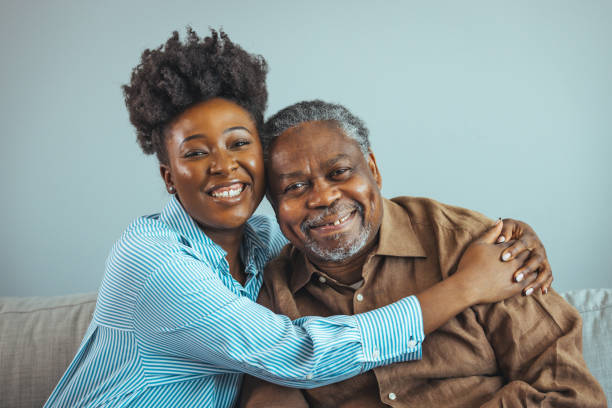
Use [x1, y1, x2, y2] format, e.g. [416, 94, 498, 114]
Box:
[474, 290, 606, 407]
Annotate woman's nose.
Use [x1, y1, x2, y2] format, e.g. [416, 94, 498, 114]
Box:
[209, 150, 239, 175]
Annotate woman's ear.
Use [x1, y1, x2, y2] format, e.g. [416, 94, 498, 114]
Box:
[160, 164, 176, 194]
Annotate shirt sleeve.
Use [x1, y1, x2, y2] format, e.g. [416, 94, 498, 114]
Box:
[474, 290, 606, 407]
[132, 246, 424, 388]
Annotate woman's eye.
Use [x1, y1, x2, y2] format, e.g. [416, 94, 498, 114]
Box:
[185, 151, 207, 158]
[232, 140, 251, 148]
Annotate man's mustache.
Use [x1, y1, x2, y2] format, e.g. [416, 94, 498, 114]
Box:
[300, 201, 364, 234]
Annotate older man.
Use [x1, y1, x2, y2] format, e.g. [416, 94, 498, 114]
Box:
[240, 101, 605, 407]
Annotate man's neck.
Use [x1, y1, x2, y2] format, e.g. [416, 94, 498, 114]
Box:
[307, 238, 377, 285]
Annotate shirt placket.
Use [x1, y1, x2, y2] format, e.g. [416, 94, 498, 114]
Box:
[360, 255, 406, 406]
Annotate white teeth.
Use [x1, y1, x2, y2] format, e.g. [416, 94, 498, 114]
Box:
[211, 185, 243, 198]
[332, 213, 351, 226]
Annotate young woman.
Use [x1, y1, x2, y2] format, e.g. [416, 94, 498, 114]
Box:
[44, 29, 551, 407]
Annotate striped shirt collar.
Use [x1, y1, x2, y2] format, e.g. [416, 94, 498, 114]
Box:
[159, 195, 268, 271]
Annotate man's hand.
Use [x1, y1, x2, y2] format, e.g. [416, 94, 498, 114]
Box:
[497, 218, 553, 295]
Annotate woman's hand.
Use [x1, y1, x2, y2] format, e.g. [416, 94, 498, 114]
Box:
[417, 220, 532, 334]
[452, 220, 534, 305]
[497, 218, 553, 295]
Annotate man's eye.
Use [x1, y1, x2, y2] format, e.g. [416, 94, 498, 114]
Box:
[331, 168, 350, 177]
[284, 182, 306, 193]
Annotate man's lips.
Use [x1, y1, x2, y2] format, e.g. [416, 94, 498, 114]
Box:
[305, 210, 359, 235]
[309, 210, 356, 229]
[301, 201, 364, 235]
[206, 182, 247, 198]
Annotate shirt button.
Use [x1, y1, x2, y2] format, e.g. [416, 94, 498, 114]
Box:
[372, 348, 380, 359]
[407, 339, 417, 348]
[318, 276, 327, 284]
[388, 392, 397, 400]
[306, 373, 313, 380]
[356, 293, 364, 302]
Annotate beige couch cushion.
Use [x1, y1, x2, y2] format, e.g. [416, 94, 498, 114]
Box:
[0, 293, 96, 408]
[562, 288, 612, 404]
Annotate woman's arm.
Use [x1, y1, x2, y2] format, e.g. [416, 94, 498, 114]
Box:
[130, 221, 527, 388]
[133, 253, 425, 389]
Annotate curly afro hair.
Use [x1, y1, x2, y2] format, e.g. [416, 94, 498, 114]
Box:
[123, 28, 268, 163]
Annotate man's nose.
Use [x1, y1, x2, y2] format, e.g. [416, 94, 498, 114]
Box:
[209, 149, 238, 175]
[306, 180, 341, 209]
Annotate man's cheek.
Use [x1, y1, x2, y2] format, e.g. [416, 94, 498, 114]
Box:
[278, 208, 299, 237]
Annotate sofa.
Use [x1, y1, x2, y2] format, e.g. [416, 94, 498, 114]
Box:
[1, 289, 610, 408]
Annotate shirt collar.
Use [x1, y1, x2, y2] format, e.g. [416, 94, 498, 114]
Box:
[288, 197, 427, 293]
[376, 197, 427, 258]
[160, 195, 218, 247]
[159, 195, 267, 272]
[289, 247, 319, 294]
[241, 220, 269, 270]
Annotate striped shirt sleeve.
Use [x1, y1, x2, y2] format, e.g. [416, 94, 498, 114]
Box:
[132, 236, 424, 388]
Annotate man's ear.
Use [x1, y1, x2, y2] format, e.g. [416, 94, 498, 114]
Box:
[366, 150, 382, 189]
[159, 163, 176, 194]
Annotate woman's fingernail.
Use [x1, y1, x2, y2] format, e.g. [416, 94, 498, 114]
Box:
[497, 236, 506, 243]
[515, 273, 524, 282]
[525, 287, 534, 296]
[502, 252, 511, 261]
[495, 218, 502, 225]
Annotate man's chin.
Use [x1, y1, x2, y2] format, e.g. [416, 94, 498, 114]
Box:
[304, 236, 369, 264]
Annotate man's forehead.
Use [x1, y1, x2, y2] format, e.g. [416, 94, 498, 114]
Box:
[271, 121, 360, 157]
[270, 129, 362, 176]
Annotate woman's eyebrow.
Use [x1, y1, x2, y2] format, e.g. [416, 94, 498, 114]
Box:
[223, 126, 252, 135]
[180, 134, 206, 146]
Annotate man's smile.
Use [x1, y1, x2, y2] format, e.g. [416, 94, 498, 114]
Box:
[307, 210, 358, 234]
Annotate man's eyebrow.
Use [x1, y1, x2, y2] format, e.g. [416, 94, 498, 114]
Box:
[277, 170, 304, 180]
[223, 126, 252, 135]
[276, 154, 350, 180]
[325, 154, 350, 167]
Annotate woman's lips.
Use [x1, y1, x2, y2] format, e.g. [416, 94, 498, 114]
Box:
[208, 183, 247, 199]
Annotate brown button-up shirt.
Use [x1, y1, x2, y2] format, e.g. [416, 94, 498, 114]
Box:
[240, 197, 606, 408]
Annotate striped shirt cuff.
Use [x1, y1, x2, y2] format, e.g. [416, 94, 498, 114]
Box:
[354, 295, 425, 368]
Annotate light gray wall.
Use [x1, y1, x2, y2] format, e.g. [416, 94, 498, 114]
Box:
[1, 0, 610, 296]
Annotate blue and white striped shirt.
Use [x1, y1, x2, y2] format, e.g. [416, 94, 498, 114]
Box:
[45, 196, 424, 407]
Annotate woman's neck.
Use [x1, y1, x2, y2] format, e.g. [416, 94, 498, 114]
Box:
[201, 225, 246, 286]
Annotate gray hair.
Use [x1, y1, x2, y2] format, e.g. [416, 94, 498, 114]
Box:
[262, 100, 370, 161]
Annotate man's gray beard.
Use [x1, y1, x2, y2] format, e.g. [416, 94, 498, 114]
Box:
[304, 222, 372, 263]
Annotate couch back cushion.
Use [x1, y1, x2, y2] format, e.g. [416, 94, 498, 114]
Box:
[562, 288, 612, 404]
[0, 293, 96, 408]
